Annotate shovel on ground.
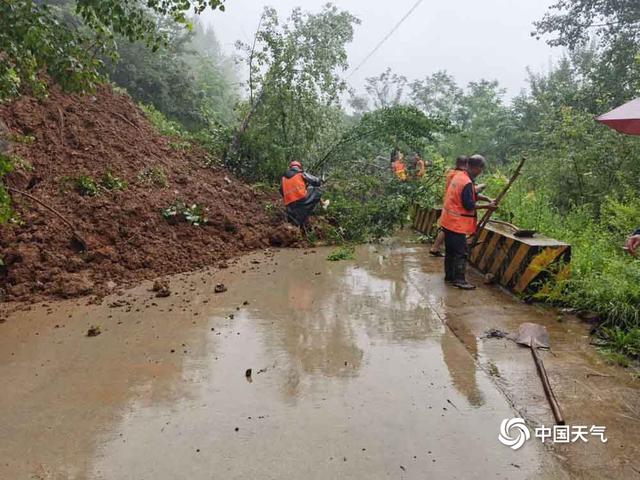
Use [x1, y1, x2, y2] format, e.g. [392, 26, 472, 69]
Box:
[514, 322, 565, 425]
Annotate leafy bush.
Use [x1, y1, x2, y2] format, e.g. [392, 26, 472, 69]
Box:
[0, 1, 102, 101]
[327, 245, 355, 261]
[485, 172, 640, 332]
[0, 152, 14, 222]
[596, 327, 640, 360]
[140, 103, 188, 138]
[0, 1, 225, 102]
[74, 175, 100, 197]
[161, 200, 208, 226]
[8, 133, 35, 144]
[141, 102, 229, 158]
[100, 171, 127, 191]
[323, 173, 414, 242]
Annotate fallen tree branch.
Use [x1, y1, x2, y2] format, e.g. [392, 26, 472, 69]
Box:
[56, 106, 65, 144]
[111, 111, 141, 132]
[8, 187, 88, 251]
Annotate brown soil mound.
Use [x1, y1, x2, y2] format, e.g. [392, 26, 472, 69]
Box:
[0, 84, 302, 302]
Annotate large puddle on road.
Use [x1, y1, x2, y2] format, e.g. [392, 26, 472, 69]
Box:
[2, 242, 572, 479]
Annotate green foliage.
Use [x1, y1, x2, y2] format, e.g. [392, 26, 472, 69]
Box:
[599, 349, 631, 368]
[410, 70, 463, 119]
[0, 1, 101, 101]
[74, 175, 100, 197]
[484, 172, 640, 332]
[320, 105, 451, 171]
[364, 68, 408, 109]
[106, 18, 238, 131]
[100, 171, 127, 191]
[141, 102, 229, 157]
[534, 1, 640, 109]
[533, 0, 639, 51]
[327, 245, 355, 261]
[169, 140, 192, 151]
[0, 0, 227, 102]
[323, 173, 416, 242]
[436, 80, 513, 163]
[8, 133, 35, 145]
[596, 327, 640, 359]
[161, 200, 208, 226]
[74, 0, 226, 47]
[140, 103, 188, 138]
[231, 4, 360, 181]
[138, 167, 169, 188]
[0, 152, 14, 222]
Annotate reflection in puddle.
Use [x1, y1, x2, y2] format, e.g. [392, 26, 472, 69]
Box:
[90, 245, 548, 479]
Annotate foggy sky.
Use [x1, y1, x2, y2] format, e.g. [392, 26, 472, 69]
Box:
[203, 0, 559, 101]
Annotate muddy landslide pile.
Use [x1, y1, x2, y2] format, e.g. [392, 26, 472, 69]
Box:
[0, 84, 300, 302]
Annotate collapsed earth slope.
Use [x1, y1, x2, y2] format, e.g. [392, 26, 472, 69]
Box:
[0, 84, 297, 302]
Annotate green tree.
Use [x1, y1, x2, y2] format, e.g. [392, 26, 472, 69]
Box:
[231, 4, 360, 181]
[410, 70, 462, 120]
[364, 68, 408, 109]
[439, 80, 513, 162]
[534, 0, 640, 107]
[105, 17, 237, 130]
[0, 0, 228, 101]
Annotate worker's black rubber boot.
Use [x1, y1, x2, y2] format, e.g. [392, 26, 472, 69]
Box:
[453, 258, 476, 290]
[444, 256, 455, 283]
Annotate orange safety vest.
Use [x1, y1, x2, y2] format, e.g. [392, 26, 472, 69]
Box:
[415, 159, 426, 178]
[440, 170, 477, 235]
[445, 169, 458, 192]
[281, 172, 308, 206]
[392, 160, 407, 181]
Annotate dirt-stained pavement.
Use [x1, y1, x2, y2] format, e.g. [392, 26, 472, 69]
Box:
[1, 238, 639, 479]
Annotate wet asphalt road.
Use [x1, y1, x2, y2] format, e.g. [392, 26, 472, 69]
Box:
[1, 239, 638, 479]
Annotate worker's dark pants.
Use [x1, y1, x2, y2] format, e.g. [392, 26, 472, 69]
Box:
[443, 228, 468, 283]
[286, 187, 322, 227]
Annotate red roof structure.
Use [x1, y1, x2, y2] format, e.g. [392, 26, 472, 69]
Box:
[595, 98, 640, 135]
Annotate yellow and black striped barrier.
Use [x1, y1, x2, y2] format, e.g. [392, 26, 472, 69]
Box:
[412, 206, 571, 294]
[411, 206, 442, 238]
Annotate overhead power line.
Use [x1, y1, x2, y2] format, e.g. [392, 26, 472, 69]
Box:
[347, 0, 425, 79]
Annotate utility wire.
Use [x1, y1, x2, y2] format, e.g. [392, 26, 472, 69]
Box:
[346, 0, 425, 79]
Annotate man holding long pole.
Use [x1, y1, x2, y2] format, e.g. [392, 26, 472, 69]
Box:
[440, 155, 497, 290]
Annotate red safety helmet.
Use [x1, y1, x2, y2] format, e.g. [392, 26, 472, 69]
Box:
[289, 161, 303, 170]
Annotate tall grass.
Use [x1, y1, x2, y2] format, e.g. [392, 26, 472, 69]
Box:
[486, 175, 640, 331]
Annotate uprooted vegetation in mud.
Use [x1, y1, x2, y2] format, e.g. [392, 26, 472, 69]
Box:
[0, 85, 303, 302]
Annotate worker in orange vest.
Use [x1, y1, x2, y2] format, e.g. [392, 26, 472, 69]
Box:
[390, 150, 408, 181]
[440, 154, 496, 289]
[414, 153, 426, 179]
[430, 155, 489, 257]
[280, 160, 322, 227]
[430, 156, 469, 257]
